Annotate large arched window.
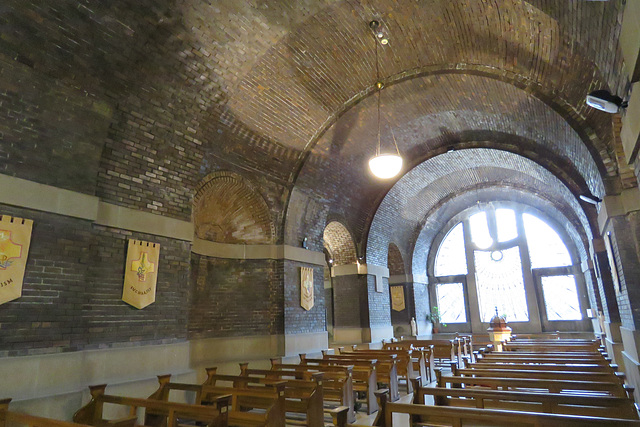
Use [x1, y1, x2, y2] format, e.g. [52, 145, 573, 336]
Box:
[431, 204, 584, 328]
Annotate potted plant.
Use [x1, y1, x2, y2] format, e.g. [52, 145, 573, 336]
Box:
[426, 306, 446, 334]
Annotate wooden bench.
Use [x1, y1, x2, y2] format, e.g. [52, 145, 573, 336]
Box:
[453, 365, 626, 384]
[73, 384, 230, 427]
[319, 352, 400, 402]
[436, 371, 631, 398]
[264, 360, 355, 423]
[471, 359, 619, 373]
[413, 384, 639, 419]
[338, 347, 422, 392]
[387, 339, 459, 366]
[297, 355, 379, 413]
[1, 398, 94, 427]
[238, 363, 352, 425]
[147, 373, 285, 427]
[383, 401, 640, 426]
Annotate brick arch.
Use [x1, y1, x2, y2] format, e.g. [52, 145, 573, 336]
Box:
[323, 221, 357, 266]
[388, 243, 405, 276]
[193, 172, 275, 244]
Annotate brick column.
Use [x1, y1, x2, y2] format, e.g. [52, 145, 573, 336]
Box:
[598, 188, 640, 401]
[592, 238, 624, 366]
[331, 263, 393, 344]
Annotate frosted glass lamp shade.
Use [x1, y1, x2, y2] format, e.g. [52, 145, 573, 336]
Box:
[369, 154, 403, 179]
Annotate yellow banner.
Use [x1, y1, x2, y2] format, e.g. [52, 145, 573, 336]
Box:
[122, 239, 160, 309]
[0, 215, 33, 305]
[301, 267, 314, 311]
[391, 285, 406, 311]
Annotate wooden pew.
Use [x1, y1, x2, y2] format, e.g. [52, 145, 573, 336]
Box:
[436, 371, 631, 398]
[1, 399, 94, 427]
[146, 373, 285, 427]
[238, 363, 353, 425]
[319, 352, 400, 402]
[472, 359, 619, 373]
[503, 341, 603, 353]
[338, 346, 422, 392]
[297, 355, 379, 414]
[73, 384, 230, 427]
[453, 365, 626, 384]
[413, 385, 639, 419]
[383, 401, 640, 426]
[263, 360, 355, 423]
[386, 339, 458, 366]
[477, 353, 612, 365]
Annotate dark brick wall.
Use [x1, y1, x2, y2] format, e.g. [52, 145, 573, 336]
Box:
[367, 276, 391, 328]
[332, 275, 367, 328]
[0, 203, 190, 357]
[189, 255, 283, 338]
[609, 214, 640, 330]
[412, 282, 430, 326]
[390, 283, 412, 325]
[283, 261, 325, 335]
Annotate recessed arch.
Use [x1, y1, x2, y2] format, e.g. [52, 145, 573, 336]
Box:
[323, 221, 357, 266]
[388, 243, 405, 276]
[193, 171, 275, 244]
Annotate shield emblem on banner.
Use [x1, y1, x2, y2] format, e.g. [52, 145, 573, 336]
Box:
[301, 267, 314, 311]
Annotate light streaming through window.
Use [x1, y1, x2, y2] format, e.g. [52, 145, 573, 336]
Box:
[434, 223, 467, 277]
[469, 211, 493, 249]
[541, 275, 582, 321]
[436, 282, 467, 323]
[496, 208, 517, 242]
[474, 247, 529, 322]
[523, 213, 571, 268]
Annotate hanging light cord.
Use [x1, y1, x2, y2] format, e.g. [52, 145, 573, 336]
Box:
[373, 28, 400, 157]
[376, 40, 381, 157]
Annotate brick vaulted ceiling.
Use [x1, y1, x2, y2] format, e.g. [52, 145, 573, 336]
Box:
[0, 1, 630, 247]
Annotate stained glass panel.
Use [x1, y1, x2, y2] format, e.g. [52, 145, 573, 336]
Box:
[523, 213, 571, 268]
[435, 223, 468, 276]
[475, 247, 529, 322]
[496, 208, 517, 242]
[541, 275, 582, 321]
[436, 282, 467, 323]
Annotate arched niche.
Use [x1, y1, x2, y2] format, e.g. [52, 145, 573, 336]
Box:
[323, 221, 357, 266]
[193, 171, 275, 244]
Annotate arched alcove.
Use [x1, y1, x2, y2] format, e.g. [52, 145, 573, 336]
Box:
[193, 172, 275, 244]
[323, 221, 357, 266]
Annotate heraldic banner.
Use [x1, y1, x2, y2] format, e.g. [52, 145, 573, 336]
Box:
[301, 266, 314, 311]
[0, 215, 33, 305]
[122, 239, 160, 309]
[390, 285, 406, 311]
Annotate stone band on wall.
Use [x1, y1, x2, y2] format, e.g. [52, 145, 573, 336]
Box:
[0, 173, 193, 241]
[192, 238, 325, 265]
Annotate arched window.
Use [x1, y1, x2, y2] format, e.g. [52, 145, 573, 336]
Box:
[431, 205, 583, 326]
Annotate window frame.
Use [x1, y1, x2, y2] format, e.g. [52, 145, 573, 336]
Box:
[427, 202, 591, 333]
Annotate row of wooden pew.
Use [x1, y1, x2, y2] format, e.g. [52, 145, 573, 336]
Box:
[364, 336, 640, 426]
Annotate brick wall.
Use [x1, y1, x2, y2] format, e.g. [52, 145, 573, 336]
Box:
[283, 261, 325, 335]
[189, 255, 283, 338]
[390, 283, 411, 325]
[367, 276, 391, 328]
[0, 203, 190, 357]
[332, 275, 367, 328]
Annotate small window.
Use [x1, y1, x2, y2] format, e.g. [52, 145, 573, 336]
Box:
[435, 223, 468, 276]
[541, 275, 582, 321]
[436, 282, 467, 323]
[475, 247, 529, 322]
[523, 213, 571, 268]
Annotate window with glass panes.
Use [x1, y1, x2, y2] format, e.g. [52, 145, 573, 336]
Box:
[432, 205, 583, 324]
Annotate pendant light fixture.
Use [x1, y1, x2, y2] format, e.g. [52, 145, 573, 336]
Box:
[368, 20, 403, 180]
